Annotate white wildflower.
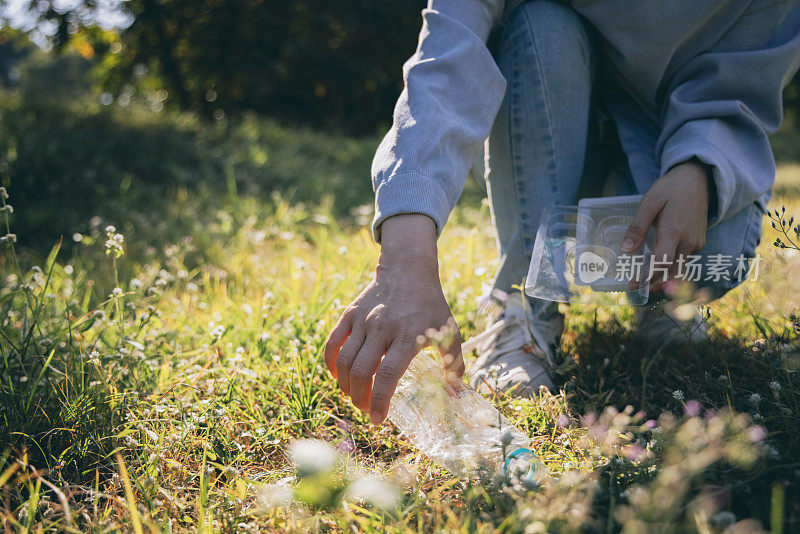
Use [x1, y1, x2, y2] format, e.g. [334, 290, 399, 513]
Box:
[672, 390, 685, 402]
[104, 226, 124, 256]
[209, 324, 225, 339]
[111, 287, 124, 298]
[257, 480, 293, 510]
[289, 439, 338, 477]
[749, 393, 762, 405]
[347, 476, 400, 510]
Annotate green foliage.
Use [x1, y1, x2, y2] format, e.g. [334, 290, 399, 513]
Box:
[13, 1, 800, 136]
[21, 0, 426, 134]
[0, 162, 798, 530]
[0, 85, 377, 252]
[0, 29, 33, 87]
[0, 51, 798, 531]
[0, 210, 128, 484]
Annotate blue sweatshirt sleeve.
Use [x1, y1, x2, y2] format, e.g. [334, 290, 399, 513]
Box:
[370, 0, 507, 242]
[657, 7, 800, 226]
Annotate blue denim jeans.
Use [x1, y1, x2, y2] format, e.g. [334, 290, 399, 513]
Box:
[485, 0, 764, 303]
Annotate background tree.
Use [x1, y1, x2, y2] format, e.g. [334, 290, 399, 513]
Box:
[18, 0, 426, 134]
[10, 0, 800, 134]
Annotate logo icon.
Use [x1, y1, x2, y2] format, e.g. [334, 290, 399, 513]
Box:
[576, 251, 609, 284]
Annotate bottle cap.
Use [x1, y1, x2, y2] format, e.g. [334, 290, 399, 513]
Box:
[502, 447, 542, 488]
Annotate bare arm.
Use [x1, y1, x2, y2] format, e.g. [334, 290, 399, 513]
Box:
[324, 214, 463, 424]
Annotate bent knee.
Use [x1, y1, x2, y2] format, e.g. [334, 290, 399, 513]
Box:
[505, 0, 593, 64]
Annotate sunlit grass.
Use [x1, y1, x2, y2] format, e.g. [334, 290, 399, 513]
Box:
[0, 160, 798, 532]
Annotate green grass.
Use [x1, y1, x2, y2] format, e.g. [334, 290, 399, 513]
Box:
[0, 100, 799, 532]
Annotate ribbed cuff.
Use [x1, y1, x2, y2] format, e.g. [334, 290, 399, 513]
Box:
[372, 171, 451, 242]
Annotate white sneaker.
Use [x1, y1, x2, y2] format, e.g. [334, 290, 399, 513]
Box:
[464, 293, 564, 397]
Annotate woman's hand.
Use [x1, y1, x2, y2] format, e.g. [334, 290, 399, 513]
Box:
[622, 160, 712, 285]
[324, 214, 463, 425]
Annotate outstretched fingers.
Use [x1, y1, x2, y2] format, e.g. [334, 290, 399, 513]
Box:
[324, 308, 355, 377]
[336, 322, 365, 396]
[369, 340, 416, 425]
[348, 335, 388, 412]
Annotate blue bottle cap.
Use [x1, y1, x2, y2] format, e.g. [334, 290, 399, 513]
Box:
[501, 447, 541, 488]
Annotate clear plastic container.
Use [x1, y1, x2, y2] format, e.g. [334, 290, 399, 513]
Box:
[387, 351, 545, 487]
[525, 195, 655, 305]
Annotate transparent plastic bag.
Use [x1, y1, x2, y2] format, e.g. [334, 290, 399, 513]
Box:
[525, 195, 655, 306]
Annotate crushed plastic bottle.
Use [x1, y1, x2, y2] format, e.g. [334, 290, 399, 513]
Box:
[387, 351, 546, 487]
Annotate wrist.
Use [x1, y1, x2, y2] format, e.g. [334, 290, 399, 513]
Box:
[666, 157, 717, 222]
[669, 158, 710, 187]
[378, 214, 438, 270]
[682, 157, 715, 212]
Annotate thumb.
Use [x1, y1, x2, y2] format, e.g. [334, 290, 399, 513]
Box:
[621, 196, 663, 252]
